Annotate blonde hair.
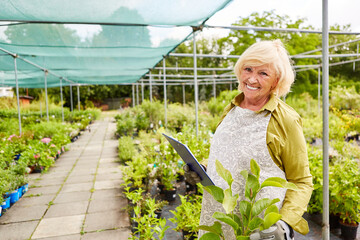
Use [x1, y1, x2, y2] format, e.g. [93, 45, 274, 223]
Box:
[234, 39, 295, 97]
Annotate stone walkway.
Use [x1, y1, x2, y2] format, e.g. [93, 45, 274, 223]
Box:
[0, 117, 131, 240]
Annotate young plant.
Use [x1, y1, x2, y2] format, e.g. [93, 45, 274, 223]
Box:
[170, 193, 202, 238]
[199, 159, 298, 240]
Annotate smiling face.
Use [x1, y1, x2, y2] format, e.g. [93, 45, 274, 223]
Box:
[239, 63, 278, 109]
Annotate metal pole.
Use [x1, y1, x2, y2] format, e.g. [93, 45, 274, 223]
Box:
[136, 82, 139, 105]
[40, 89, 42, 118]
[132, 84, 135, 107]
[70, 85, 73, 112]
[60, 79, 64, 122]
[141, 80, 144, 103]
[318, 68, 321, 114]
[322, 0, 330, 239]
[14, 56, 21, 135]
[44, 71, 49, 122]
[230, 82, 233, 91]
[182, 83, 185, 106]
[149, 71, 153, 102]
[193, 31, 199, 137]
[354, 43, 359, 71]
[213, 77, 216, 98]
[163, 59, 167, 128]
[77, 85, 80, 110]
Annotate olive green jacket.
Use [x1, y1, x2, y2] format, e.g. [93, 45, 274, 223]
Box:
[218, 92, 313, 235]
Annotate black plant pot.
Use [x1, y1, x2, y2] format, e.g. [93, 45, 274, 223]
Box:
[154, 209, 162, 219]
[163, 188, 177, 202]
[176, 174, 185, 183]
[183, 230, 196, 240]
[340, 221, 359, 240]
[330, 214, 340, 229]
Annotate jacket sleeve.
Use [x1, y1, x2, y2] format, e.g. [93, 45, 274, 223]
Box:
[278, 118, 313, 235]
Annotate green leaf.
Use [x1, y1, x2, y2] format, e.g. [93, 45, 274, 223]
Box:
[204, 185, 224, 204]
[261, 177, 298, 190]
[223, 189, 238, 214]
[199, 232, 222, 240]
[262, 212, 282, 230]
[251, 198, 272, 217]
[215, 160, 233, 187]
[232, 214, 243, 235]
[250, 159, 260, 179]
[264, 204, 279, 217]
[260, 180, 283, 188]
[236, 236, 251, 240]
[248, 217, 263, 231]
[198, 221, 223, 235]
[240, 170, 248, 181]
[213, 212, 239, 231]
[270, 198, 280, 205]
[239, 200, 251, 218]
[245, 174, 260, 200]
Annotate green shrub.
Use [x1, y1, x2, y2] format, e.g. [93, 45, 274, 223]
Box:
[118, 136, 136, 163]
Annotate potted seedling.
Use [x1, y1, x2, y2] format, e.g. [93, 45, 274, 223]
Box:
[330, 158, 360, 240]
[170, 193, 203, 239]
[199, 159, 298, 240]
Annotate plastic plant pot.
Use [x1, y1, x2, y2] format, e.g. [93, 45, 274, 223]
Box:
[2, 197, 11, 209]
[22, 183, 29, 195]
[9, 190, 20, 204]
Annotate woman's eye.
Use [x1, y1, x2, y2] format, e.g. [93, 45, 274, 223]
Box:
[260, 72, 268, 76]
[244, 67, 252, 72]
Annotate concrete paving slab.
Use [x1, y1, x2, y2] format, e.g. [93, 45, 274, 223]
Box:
[72, 163, 98, 170]
[60, 183, 93, 193]
[99, 157, 118, 163]
[34, 177, 66, 187]
[36, 234, 81, 240]
[45, 201, 89, 218]
[27, 185, 61, 196]
[98, 162, 120, 168]
[66, 175, 94, 184]
[32, 215, 85, 239]
[97, 168, 122, 174]
[95, 172, 123, 181]
[15, 194, 55, 207]
[69, 169, 97, 176]
[88, 198, 127, 213]
[83, 210, 130, 232]
[42, 171, 69, 179]
[54, 191, 92, 204]
[91, 189, 124, 200]
[81, 228, 131, 240]
[0, 220, 39, 240]
[49, 165, 74, 172]
[94, 180, 122, 190]
[0, 204, 48, 223]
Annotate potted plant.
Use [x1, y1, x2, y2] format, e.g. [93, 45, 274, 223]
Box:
[170, 193, 202, 239]
[198, 159, 298, 240]
[330, 157, 360, 240]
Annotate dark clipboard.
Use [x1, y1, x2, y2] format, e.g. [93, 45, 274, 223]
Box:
[162, 133, 215, 186]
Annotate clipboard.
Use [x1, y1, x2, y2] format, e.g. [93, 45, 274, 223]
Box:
[162, 133, 215, 186]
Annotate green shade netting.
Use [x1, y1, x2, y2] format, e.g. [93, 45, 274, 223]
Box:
[0, 0, 232, 88]
[0, 0, 230, 26]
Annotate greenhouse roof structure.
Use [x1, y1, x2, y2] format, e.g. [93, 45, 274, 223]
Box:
[0, 0, 232, 88]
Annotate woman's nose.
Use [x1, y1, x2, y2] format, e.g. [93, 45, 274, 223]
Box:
[248, 75, 257, 83]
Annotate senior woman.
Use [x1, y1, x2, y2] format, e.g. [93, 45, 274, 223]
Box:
[194, 39, 313, 240]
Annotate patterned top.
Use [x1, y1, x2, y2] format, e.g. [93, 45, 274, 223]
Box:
[199, 106, 286, 239]
[213, 92, 313, 235]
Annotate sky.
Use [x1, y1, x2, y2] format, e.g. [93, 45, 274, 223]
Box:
[1, 0, 359, 44]
[202, 0, 360, 38]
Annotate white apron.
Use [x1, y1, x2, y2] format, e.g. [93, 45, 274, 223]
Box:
[199, 106, 287, 239]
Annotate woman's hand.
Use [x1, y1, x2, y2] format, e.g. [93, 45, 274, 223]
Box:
[183, 164, 202, 185]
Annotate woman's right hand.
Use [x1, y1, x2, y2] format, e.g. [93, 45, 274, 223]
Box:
[183, 164, 202, 185]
